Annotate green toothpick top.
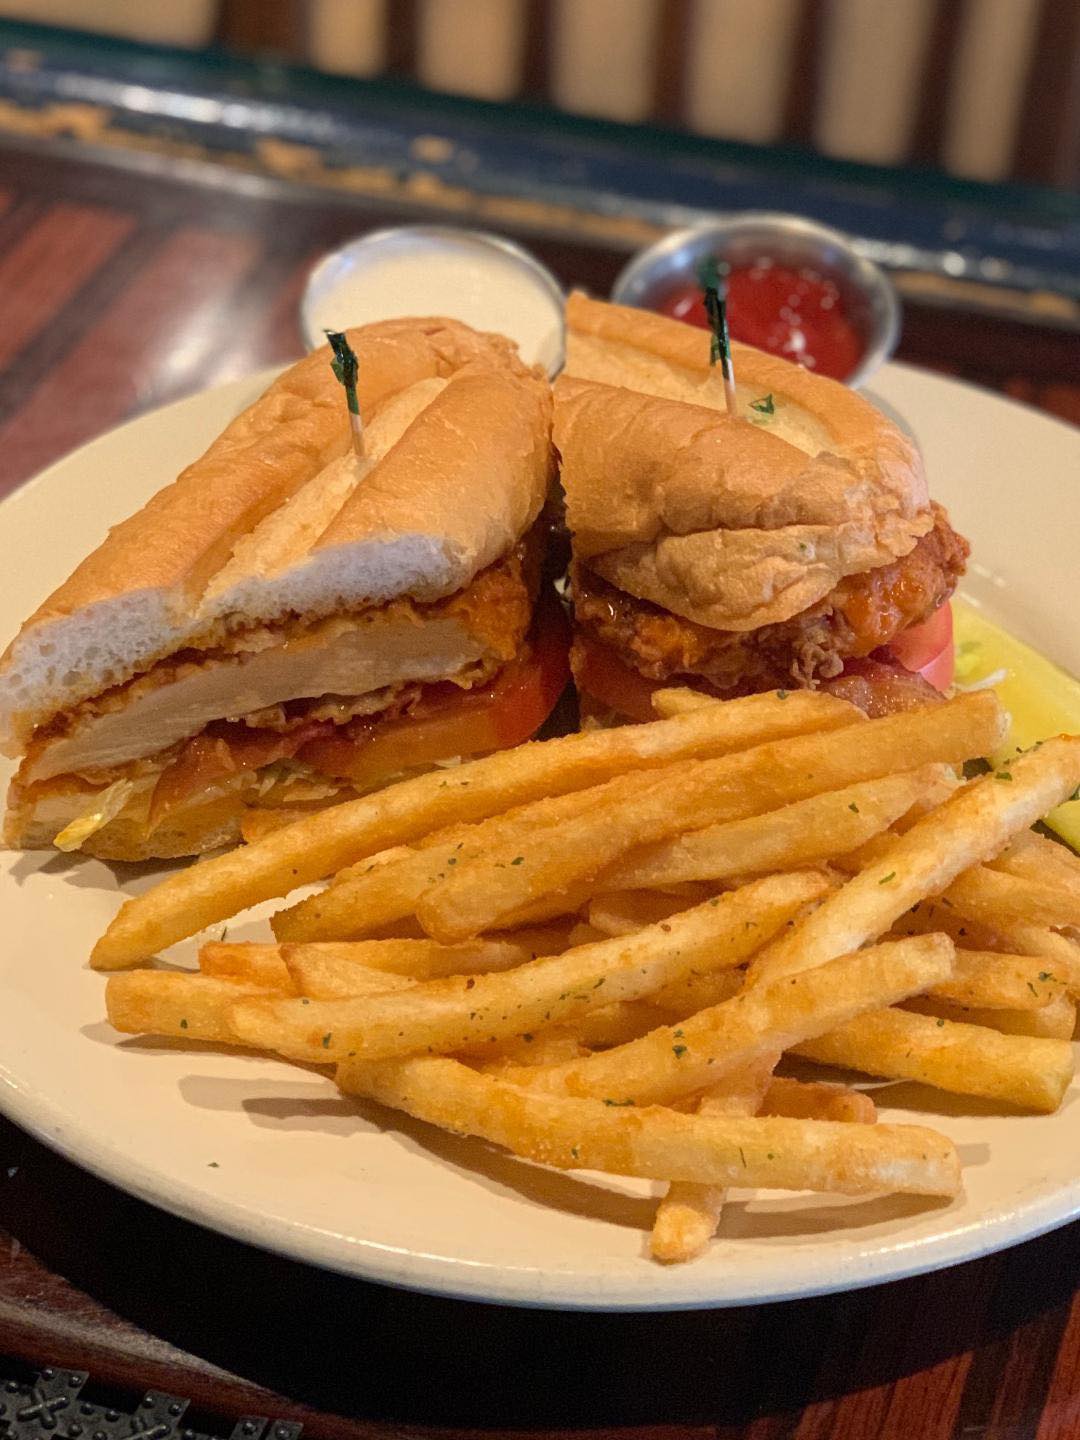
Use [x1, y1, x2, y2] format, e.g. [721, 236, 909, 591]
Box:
[326, 329, 359, 411]
[697, 255, 738, 417]
[326, 329, 364, 455]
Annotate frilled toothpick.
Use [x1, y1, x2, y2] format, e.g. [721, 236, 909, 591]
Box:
[326, 329, 364, 456]
[698, 255, 738, 418]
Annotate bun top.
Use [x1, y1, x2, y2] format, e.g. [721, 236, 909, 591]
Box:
[1, 318, 551, 749]
[556, 293, 931, 632]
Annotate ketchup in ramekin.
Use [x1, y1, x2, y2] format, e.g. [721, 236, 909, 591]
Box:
[658, 260, 863, 382]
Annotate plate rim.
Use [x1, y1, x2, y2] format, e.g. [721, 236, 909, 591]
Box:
[1, 360, 1078, 1312]
[3, 1036, 1077, 1311]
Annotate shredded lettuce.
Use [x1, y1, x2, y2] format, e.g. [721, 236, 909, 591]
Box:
[53, 779, 136, 852]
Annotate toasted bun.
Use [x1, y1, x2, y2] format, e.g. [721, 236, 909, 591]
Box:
[557, 294, 930, 631]
[1, 319, 551, 750]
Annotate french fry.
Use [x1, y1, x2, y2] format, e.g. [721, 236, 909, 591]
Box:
[476, 999, 677, 1060]
[896, 875, 1080, 994]
[200, 933, 567, 995]
[762, 1076, 877, 1124]
[332, 844, 416, 880]
[281, 932, 566, 980]
[903, 992, 1078, 1040]
[985, 922, 1080, 996]
[439, 882, 652, 939]
[464, 1001, 668, 1067]
[1020, 994, 1077, 1040]
[510, 934, 955, 1106]
[831, 832, 897, 875]
[473, 1032, 589, 1070]
[94, 689, 856, 967]
[650, 1054, 779, 1264]
[270, 849, 443, 943]
[284, 953, 418, 1000]
[992, 829, 1080, 894]
[890, 896, 1005, 950]
[647, 969, 746, 1018]
[566, 1000, 680, 1048]
[336, 1054, 961, 1198]
[884, 862, 1080, 977]
[927, 950, 1064, 1011]
[352, 917, 430, 942]
[833, 782, 966, 879]
[651, 688, 728, 717]
[900, 766, 964, 817]
[106, 972, 274, 1044]
[749, 734, 1080, 984]
[958, 863, 1080, 930]
[604, 770, 946, 892]
[198, 941, 295, 990]
[451, 888, 595, 931]
[793, 1006, 1074, 1112]
[651, 1065, 880, 1262]
[229, 873, 828, 1063]
[273, 774, 673, 943]
[484, 925, 578, 959]
[945, 865, 1080, 932]
[240, 807, 327, 843]
[586, 888, 715, 938]
[419, 696, 1006, 943]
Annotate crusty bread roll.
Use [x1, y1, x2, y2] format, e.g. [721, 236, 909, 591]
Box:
[1, 318, 550, 751]
[557, 293, 930, 632]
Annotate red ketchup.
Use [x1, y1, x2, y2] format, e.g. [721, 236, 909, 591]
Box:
[658, 261, 863, 381]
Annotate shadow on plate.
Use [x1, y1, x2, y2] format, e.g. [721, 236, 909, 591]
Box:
[174, 1077, 960, 1241]
[181, 1075, 658, 1229]
[80, 1023, 267, 1053]
[718, 1190, 953, 1240]
[6, 847, 178, 890]
[869, 1078, 1061, 1121]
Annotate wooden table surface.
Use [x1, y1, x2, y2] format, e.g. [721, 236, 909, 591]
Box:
[1, 137, 1079, 1440]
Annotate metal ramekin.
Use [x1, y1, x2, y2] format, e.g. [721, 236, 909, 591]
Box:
[611, 212, 900, 389]
[300, 224, 566, 376]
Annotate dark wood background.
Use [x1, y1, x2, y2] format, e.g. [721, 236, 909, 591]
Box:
[0, 137, 1079, 1440]
[3, 1107, 1080, 1439]
[1, 142, 1077, 503]
[167, 0, 1080, 190]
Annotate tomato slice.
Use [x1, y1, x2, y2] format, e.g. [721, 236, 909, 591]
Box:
[299, 597, 571, 788]
[148, 721, 325, 832]
[571, 635, 665, 723]
[147, 600, 569, 824]
[883, 603, 954, 692]
[822, 657, 942, 717]
[576, 607, 955, 725]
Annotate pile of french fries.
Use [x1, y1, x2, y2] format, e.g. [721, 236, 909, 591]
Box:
[94, 685, 1080, 1264]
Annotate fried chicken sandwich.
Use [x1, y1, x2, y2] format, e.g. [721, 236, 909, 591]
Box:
[1, 318, 565, 859]
[555, 293, 967, 722]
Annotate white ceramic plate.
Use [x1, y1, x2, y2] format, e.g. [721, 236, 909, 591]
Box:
[1, 364, 1078, 1311]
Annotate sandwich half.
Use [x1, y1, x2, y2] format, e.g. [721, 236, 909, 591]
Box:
[555, 293, 968, 722]
[1, 317, 566, 859]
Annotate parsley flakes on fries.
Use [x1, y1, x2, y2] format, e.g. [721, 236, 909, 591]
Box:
[99, 687, 1080, 1265]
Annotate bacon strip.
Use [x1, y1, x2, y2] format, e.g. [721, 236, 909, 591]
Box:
[147, 721, 327, 833]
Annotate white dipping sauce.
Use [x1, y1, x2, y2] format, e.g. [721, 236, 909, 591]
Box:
[302, 227, 566, 376]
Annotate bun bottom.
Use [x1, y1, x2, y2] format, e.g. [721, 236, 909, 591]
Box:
[3, 785, 353, 862]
